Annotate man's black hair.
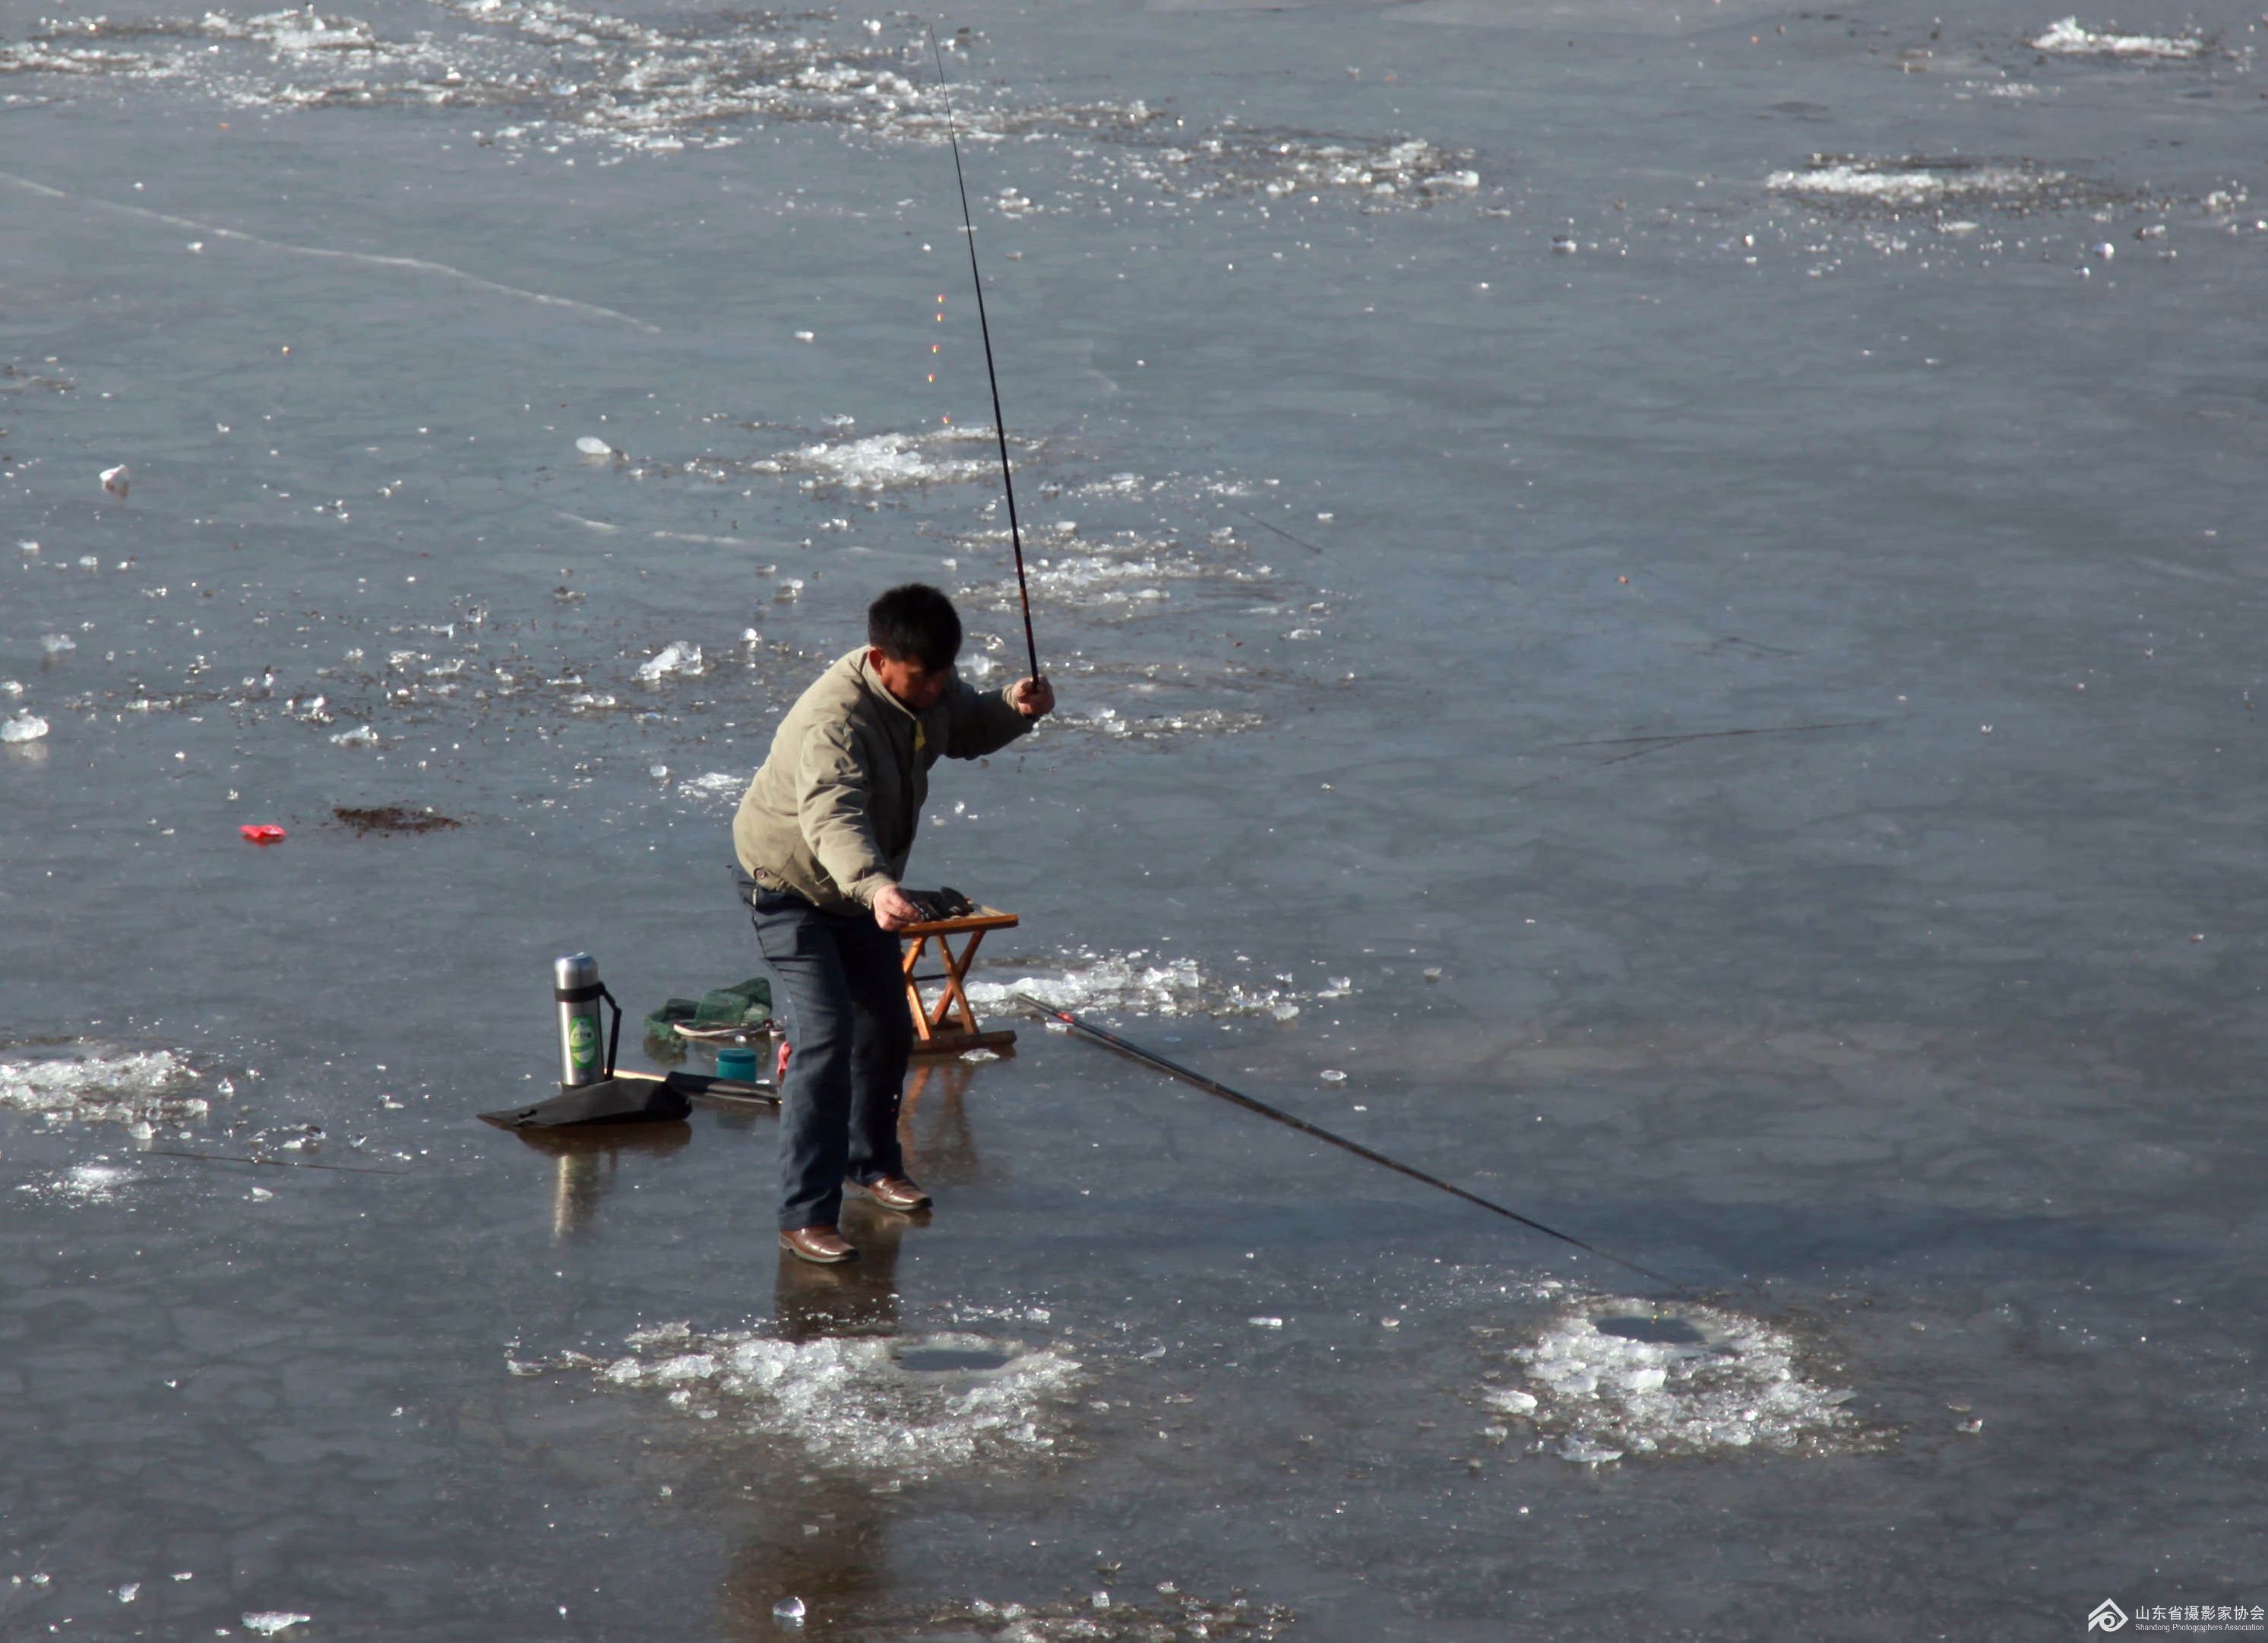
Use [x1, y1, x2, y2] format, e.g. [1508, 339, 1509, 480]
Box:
[867, 583, 963, 670]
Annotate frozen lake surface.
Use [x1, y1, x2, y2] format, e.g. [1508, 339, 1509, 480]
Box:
[3, 0, 2266, 1634]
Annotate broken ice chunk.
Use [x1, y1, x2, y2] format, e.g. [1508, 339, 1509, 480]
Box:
[1558, 1434, 1624, 1464]
[242, 1615, 312, 1637]
[635, 641, 704, 682]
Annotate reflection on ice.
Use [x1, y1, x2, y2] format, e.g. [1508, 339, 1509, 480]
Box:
[534, 1324, 1083, 1477]
[1488, 1296, 1877, 1464]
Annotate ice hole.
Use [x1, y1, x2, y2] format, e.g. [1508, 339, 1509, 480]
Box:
[894, 1342, 1016, 1373]
[1593, 1313, 1709, 1346]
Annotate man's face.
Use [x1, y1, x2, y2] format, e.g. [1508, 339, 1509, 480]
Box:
[868, 647, 954, 711]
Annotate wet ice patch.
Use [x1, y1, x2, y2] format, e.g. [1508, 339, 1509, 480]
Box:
[53, 588, 775, 755]
[964, 948, 1304, 1021]
[930, 1590, 1294, 1640]
[966, 951, 1208, 1018]
[1767, 157, 2110, 214]
[1491, 1297, 1869, 1462]
[0, 4, 935, 155]
[1096, 129, 1479, 209]
[948, 519, 1295, 746]
[0, 1044, 211, 1128]
[2028, 17, 2206, 58]
[675, 771, 746, 807]
[0, 6, 1472, 233]
[749, 427, 1007, 492]
[962, 519, 1273, 614]
[1050, 704, 1267, 743]
[16, 1160, 140, 1204]
[545, 1324, 1083, 1476]
[961, 521, 1271, 626]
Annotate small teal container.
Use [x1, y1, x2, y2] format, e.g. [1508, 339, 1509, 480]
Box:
[715, 1046, 759, 1083]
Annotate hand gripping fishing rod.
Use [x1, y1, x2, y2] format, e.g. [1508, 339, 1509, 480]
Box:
[1020, 996, 1678, 1289]
[927, 25, 1041, 685]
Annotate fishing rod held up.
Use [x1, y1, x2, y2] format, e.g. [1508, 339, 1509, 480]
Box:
[1020, 996, 1678, 1288]
[926, 24, 1041, 685]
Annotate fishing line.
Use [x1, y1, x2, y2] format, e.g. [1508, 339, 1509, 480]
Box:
[142, 1148, 413, 1176]
[1019, 997, 1681, 1288]
[925, 25, 1041, 684]
[1232, 506, 1325, 556]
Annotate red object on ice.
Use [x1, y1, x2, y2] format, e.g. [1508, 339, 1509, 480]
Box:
[239, 824, 287, 845]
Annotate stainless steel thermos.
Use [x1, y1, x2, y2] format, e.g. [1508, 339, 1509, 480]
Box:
[553, 953, 607, 1088]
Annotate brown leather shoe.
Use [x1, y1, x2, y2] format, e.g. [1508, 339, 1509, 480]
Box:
[779, 1225, 858, 1265]
[845, 1174, 932, 1213]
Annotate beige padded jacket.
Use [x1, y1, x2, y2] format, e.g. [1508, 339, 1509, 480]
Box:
[732, 647, 1033, 916]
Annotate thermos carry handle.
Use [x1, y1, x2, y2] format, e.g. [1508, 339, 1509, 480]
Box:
[553, 977, 624, 1081]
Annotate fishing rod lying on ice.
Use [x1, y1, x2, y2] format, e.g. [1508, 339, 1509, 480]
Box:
[1019, 996, 1679, 1289]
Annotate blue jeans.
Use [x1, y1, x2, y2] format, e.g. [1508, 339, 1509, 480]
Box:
[749, 888, 913, 1231]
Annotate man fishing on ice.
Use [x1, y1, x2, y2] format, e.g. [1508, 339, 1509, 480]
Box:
[735, 583, 1053, 1265]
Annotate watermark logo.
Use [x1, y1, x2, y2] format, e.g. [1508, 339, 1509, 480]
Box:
[2118, 1603, 2268, 1632]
